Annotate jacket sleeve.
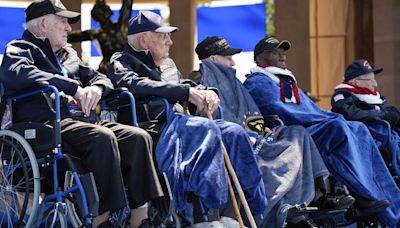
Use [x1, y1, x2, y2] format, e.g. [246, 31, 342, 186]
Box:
[108, 53, 190, 101]
[0, 41, 80, 96]
[61, 46, 114, 97]
[331, 91, 385, 121]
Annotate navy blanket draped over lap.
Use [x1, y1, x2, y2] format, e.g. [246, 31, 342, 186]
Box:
[365, 120, 400, 177]
[199, 60, 330, 228]
[155, 112, 267, 215]
[199, 60, 263, 131]
[244, 67, 400, 226]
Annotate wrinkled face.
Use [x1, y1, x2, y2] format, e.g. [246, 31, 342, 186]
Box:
[210, 55, 235, 67]
[44, 14, 72, 52]
[146, 32, 173, 66]
[257, 48, 287, 69]
[353, 72, 378, 91]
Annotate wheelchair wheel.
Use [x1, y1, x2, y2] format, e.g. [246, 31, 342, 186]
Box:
[45, 209, 67, 228]
[0, 130, 40, 227]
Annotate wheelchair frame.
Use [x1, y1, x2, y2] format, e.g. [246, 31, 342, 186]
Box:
[0, 85, 93, 227]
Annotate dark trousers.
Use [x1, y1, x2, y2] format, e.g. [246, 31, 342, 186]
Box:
[61, 118, 163, 214]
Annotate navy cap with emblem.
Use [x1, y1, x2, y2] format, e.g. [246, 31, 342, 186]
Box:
[344, 59, 383, 81]
[128, 11, 177, 35]
[253, 37, 291, 60]
[195, 36, 242, 60]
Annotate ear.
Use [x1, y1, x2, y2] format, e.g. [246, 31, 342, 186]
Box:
[38, 17, 47, 34]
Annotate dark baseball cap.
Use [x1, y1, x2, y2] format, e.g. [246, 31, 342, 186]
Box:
[25, 0, 80, 24]
[253, 37, 291, 59]
[195, 36, 242, 60]
[344, 59, 383, 81]
[128, 11, 177, 35]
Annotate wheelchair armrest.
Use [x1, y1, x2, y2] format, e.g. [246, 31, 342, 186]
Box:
[105, 87, 128, 97]
[136, 97, 173, 125]
[7, 81, 50, 99]
[100, 88, 137, 125]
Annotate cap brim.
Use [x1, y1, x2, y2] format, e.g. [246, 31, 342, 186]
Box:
[56, 10, 81, 24]
[218, 47, 242, 56]
[154, 26, 178, 33]
[277, 40, 291, 50]
[373, 67, 383, 75]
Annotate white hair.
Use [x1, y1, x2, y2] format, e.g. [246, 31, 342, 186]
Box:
[24, 17, 41, 33]
[23, 14, 54, 37]
[127, 32, 151, 50]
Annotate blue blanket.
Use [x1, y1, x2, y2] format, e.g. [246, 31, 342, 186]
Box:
[156, 112, 267, 215]
[199, 60, 264, 137]
[364, 120, 400, 177]
[244, 68, 400, 226]
[200, 61, 329, 227]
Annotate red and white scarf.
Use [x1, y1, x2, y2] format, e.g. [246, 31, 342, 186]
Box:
[334, 82, 384, 105]
[250, 66, 301, 104]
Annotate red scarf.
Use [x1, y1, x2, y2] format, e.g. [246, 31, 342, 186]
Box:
[339, 82, 377, 95]
[261, 65, 301, 104]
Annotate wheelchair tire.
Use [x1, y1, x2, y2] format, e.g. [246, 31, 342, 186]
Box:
[0, 130, 40, 228]
[45, 209, 67, 228]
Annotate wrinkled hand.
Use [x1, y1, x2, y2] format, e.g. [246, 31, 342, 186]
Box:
[203, 90, 220, 113]
[188, 88, 220, 114]
[73, 86, 102, 116]
[188, 87, 205, 112]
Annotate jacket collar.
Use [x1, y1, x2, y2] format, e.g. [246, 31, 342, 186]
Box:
[22, 30, 60, 69]
[123, 44, 157, 70]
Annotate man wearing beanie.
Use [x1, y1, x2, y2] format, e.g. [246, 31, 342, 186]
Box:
[331, 59, 400, 184]
[0, 1, 164, 227]
[244, 36, 400, 226]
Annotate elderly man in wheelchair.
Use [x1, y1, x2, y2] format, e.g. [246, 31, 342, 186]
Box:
[0, 1, 164, 227]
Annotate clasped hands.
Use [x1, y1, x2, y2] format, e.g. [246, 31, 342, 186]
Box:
[188, 87, 220, 114]
[70, 86, 102, 117]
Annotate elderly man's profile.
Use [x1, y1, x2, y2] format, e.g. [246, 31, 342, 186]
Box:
[68, 0, 133, 73]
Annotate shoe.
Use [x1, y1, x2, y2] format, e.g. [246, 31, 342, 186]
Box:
[310, 194, 355, 210]
[355, 198, 390, 216]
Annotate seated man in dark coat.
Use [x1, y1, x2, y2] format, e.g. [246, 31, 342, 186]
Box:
[243, 36, 400, 226]
[0, 1, 163, 227]
[331, 59, 400, 182]
[107, 10, 267, 223]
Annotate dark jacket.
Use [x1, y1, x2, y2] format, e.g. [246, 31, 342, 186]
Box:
[331, 89, 386, 122]
[107, 44, 191, 101]
[0, 30, 113, 123]
[107, 44, 213, 126]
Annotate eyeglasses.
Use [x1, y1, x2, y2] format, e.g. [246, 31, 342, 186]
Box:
[356, 78, 376, 82]
[152, 32, 171, 40]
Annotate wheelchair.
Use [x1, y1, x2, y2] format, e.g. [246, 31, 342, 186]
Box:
[102, 96, 230, 227]
[0, 84, 98, 227]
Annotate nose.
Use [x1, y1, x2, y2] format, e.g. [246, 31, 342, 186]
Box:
[372, 79, 378, 87]
[167, 36, 173, 45]
[66, 23, 72, 32]
[230, 59, 236, 67]
[280, 53, 286, 61]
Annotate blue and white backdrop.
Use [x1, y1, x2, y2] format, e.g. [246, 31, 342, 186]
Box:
[0, 0, 265, 81]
